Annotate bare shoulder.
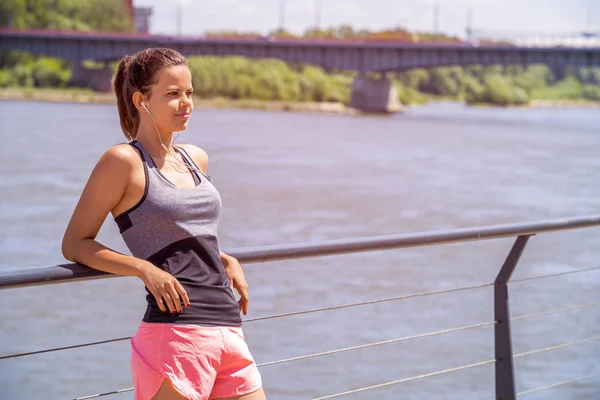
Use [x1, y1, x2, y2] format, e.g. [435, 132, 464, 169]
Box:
[101, 143, 139, 165]
[91, 144, 140, 184]
[178, 143, 209, 173]
[101, 143, 140, 163]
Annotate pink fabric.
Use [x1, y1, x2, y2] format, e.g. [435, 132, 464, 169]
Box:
[131, 322, 262, 400]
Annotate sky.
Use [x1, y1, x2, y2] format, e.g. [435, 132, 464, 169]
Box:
[132, 0, 598, 39]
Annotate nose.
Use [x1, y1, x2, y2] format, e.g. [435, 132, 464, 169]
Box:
[181, 95, 192, 108]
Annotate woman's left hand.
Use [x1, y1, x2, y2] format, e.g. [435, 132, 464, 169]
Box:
[222, 254, 249, 315]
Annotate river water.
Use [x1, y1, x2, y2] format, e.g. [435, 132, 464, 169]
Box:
[0, 100, 599, 400]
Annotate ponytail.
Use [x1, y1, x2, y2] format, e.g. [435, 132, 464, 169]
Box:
[112, 55, 137, 140]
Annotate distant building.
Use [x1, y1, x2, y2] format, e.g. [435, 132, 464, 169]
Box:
[124, 0, 134, 21]
[122, 0, 153, 33]
[134, 7, 153, 33]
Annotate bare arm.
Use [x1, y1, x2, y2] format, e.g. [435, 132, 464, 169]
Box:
[221, 250, 249, 315]
[62, 145, 189, 313]
[62, 145, 141, 275]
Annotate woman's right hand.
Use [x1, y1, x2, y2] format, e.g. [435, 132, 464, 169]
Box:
[138, 262, 190, 314]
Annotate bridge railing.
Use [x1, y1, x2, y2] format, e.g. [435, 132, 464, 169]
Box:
[1, 216, 600, 399]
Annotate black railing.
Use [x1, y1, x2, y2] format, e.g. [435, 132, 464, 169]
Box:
[1, 215, 600, 399]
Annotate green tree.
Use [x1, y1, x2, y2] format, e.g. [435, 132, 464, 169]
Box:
[0, 0, 133, 89]
[83, 0, 133, 32]
[531, 76, 583, 100]
[512, 65, 552, 92]
[463, 74, 486, 104]
[484, 75, 516, 106]
[1, 0, 132, 31]
[397, 68, 429, 90]
[33, 56, 71, 86]
[582, 85, 600, 100]
[420, 67, 463, 96]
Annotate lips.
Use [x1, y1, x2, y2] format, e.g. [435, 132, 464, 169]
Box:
[175, 113, 190, 119]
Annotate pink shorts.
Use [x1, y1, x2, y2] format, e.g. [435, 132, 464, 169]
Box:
[130, 322, 262, 400]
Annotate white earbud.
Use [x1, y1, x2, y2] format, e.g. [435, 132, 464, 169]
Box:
[139, 99, 199, 175]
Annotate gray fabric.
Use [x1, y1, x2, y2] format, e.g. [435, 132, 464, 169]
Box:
[114, 140, 241, 326]
[119, 141, 221, 261]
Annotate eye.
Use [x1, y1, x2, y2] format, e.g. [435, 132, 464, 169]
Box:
[168, 91, 179, 96]
[186, 91, 193, 97]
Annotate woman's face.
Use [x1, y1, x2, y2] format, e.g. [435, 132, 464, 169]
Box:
[144, 64, 194, 134]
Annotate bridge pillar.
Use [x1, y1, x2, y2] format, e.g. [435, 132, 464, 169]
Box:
[70, 62, 113, 92]
[350, 75, 403, 114]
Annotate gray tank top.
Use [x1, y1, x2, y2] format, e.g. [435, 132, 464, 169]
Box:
[114, 140, 241, 326]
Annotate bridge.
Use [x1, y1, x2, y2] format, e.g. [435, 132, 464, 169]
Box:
[2, 28, 600, 112]
[471, 29, 600, 48]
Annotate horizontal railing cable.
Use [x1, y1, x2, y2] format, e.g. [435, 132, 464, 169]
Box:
[77, 366, 600, 400]
[5, 289, 596, 362]
[517, 372, 600, 396]
[75, 388, 133, 400]
[514, 335, 600, 359]
[76, 371, 600, 400]
[257, 321, 495, 367]
[70, 331, 600, 399]
[312, 359, 497, 399]
[511, 266, 600, 283]
[510, 301, 600, 322]
[310, 335, 600, 399]
[70, 321, 496, 399]
[245, 282, 493, 322]
[0, 336, 132, 361]
[0, 282, 494, 361]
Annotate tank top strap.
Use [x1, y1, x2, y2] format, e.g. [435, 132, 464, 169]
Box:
[130, 140, 157, 169]
[129, 141, 200, 185]
[174, 146, 201, 171]
[174, 146, 202, 184]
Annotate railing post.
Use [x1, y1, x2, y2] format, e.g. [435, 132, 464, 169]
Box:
[494, 235, 530, 400]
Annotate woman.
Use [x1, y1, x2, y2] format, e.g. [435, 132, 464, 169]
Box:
[62, 48, 265, 400]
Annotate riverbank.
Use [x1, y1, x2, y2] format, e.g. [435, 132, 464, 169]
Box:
[1, 88, 599, 112]
[529, 99, 600, 108]
[0, 88, 360, 115]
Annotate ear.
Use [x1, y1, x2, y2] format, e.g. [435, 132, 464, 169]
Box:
[132, 91, 146, 112]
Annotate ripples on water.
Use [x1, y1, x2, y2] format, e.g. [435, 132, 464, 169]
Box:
[0, 101, 599, 399]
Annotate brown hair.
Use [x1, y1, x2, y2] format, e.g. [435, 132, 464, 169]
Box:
[112, 48, 188, 140]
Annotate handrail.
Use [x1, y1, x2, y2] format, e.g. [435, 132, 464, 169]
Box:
[2, 215, 600, 290]
[2, 215, 599, 400]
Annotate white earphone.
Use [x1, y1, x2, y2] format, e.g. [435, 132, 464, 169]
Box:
[140, 101, 168, 151]
[138, 100, 201, 175]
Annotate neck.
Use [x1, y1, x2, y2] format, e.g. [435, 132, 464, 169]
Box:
[136, 122, 174, 157]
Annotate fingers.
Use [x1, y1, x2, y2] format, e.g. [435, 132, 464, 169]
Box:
[174, 281, 190, 308]
[167, 289, 182, 313]
[157, 291, 175, 314]
[235, 282, 250, 315]
[151, 282, 188, 314]
[141, 265, 190, 315]
[151, 290, 167, 313]
[238, 298, 249, 316]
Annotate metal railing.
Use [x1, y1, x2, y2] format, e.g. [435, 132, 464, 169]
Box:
[1, 215, 600, 399]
